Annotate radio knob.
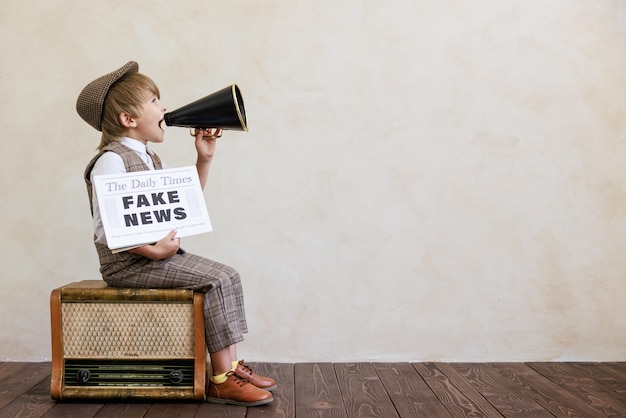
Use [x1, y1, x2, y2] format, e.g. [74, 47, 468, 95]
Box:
[77, 368, 91, 383]
[169, 370, 184, 384]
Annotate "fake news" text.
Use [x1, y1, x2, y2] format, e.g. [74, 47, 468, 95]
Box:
[121, 191, 187, 227]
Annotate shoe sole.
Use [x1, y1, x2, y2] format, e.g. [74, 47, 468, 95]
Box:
[206, 396, 273, 407]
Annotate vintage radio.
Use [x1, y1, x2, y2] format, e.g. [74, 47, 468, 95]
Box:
[50, 280, 205, 400]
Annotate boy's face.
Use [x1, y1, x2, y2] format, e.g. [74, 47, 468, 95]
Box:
[127, 90, 167, 145]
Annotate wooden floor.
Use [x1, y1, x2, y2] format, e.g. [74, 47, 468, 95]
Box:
[0, 362, 625, 417]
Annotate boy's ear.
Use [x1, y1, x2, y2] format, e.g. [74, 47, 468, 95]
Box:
[119, 112, 136, 128]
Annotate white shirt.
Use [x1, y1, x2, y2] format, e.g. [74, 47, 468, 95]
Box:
[90, 137, 166, 245]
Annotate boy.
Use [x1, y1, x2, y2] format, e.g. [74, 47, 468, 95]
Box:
[76, 61, 275, 406]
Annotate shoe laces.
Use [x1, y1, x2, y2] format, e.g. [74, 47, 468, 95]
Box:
[227, 370, 250, 387]
[238, 360, 255, 375]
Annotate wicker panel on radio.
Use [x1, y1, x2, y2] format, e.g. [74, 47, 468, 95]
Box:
[61, 302, 195, 358]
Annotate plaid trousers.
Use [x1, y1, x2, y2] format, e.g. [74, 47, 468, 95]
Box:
[99, 247, 248, 353]
[85, 144, 247, 353]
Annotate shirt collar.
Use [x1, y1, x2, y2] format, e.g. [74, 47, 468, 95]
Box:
[120, 137, 152, 155]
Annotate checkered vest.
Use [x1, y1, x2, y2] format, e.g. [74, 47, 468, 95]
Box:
[84, 142, 163, 274]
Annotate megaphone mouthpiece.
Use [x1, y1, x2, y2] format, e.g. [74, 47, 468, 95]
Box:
[164, 84, 247, 132]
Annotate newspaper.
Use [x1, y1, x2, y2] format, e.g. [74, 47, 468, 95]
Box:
[93, 166, 212, 251]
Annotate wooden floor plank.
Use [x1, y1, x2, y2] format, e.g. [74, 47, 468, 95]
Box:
[334, 363, 399, 418]
[451, 363, 553, 417]
[41, 402, 105, 418]
[93, 402, 153, 418]
[413, 362, 502, 418]
[0, 362, 51, 411]
[491, 362, 607, 417]
[196, 401, 247, 418]
[570, 362, 626, 397]
[608, 362, 626, 374]
[374, 362, 452, 417]
[0, 375, 56, 418]
[527, 362, 626, 417]
[246, 362, 295, 418]
[295, 363, 347, 418]
[141, 402, 199, 418]
[0, 362, 27, 380]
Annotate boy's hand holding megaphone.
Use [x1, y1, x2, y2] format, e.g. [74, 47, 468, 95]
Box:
[194, 127, 222, 160]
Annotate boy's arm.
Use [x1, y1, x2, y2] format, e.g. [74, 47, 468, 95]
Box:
[194, 128, 222, 190]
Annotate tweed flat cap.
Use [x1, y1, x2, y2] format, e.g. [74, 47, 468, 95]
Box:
[76, 61, 139, 131]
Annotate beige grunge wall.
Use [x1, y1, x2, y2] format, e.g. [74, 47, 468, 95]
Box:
[1, 1, 625, 362]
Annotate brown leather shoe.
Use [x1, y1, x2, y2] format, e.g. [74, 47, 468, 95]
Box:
[206, 371, 273, 406]
[234, 360, 277, 391]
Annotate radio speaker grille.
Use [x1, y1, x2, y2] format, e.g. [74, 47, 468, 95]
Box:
[62, 302, 195, 358]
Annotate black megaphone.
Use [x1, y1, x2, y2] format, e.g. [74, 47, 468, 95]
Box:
[164, 84, 247, 131]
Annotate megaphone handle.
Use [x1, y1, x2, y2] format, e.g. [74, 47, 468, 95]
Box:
[189, 128, 222, 138]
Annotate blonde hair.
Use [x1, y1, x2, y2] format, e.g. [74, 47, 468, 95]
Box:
[99, 72, 160, 150]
